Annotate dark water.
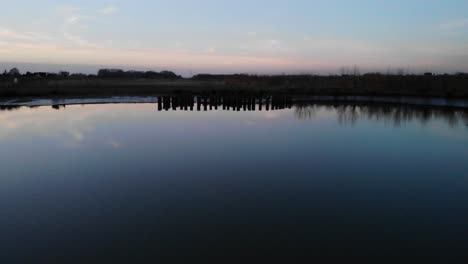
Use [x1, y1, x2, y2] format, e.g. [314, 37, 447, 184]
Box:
[1, 98, 468, 260]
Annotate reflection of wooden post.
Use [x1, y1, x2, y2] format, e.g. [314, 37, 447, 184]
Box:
[158, 96, 162, 111]
[164, 96, 171, 111]
[172, 97, 177, 111]
[203, 96, 208, 111]
[266, 97, 270, 111]
[197, 96, 201, 111]
[258, 96, 263, 111]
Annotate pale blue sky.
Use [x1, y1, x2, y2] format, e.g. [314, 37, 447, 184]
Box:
[1, 0, 467, 75]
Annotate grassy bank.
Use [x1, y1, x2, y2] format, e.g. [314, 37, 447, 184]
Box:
[1, 73, 467, 98]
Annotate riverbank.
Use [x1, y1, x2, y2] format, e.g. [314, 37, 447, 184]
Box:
[1, 74, 467, 98]
[1, 94, 467, 110]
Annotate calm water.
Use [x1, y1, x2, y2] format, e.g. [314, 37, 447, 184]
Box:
[1, 98, 468, 260]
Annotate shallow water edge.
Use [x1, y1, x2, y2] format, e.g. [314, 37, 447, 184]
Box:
[1, 95, 468, 109]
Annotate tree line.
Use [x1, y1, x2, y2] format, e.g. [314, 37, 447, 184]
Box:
[0, 68, 181, 80]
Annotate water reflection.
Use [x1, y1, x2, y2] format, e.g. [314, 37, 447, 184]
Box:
[0, 105, 22, 111]
[295, 102, 468, 127]
[1, 95, 468, 261]
[1, 95, 467, 128]
[156, 95, 293, 112]
[52, 104, 66, 110]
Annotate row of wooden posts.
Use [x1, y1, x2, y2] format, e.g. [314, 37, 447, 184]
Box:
[157, 95, 293, 111]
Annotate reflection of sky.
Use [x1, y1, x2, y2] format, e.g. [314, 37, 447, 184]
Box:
[1, 1, 468, 74]
[0, 104, 467, 147]
[0, 104, 294, 148]
[1, 103, 468, 260]
[1, 103, 467, 190]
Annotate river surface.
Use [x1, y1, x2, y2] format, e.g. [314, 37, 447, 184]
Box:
[1, 97, 468, 260]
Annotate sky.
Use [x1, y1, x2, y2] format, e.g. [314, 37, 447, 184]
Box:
[0, 0, 467, 76]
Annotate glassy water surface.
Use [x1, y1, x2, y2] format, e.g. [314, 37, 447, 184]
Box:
[1, 99, 468, 260]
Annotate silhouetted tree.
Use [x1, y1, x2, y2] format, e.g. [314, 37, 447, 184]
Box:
[8, 68, 20, 76]
[59, 71, 70, 77]
[98, 69, 125, 78]
[352, 65, 361, 76]
[159, 70, 180, 79]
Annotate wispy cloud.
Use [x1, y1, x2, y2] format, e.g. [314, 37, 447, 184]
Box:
[0, 38, 305, 71]
[263, 39, 282, 50]
[239, 38, 291, 56]
[110, 140, 122, 149]
[63, 33, 98, 48]
[52, 5, 99, 48]
[436, 18, 468, 32]
[56, 6, 83, 14]
[56, 5, 93, 30]
[0, 29, 36, 41]
[66, 16, 80, 25]
[204, 46, 217, 54]
[0, 28, 52, 43]
[99, 6, 117, 15]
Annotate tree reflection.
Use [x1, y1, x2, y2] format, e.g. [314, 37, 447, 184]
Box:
[294, 102, 468, 127]
[1, 95, 467, 128]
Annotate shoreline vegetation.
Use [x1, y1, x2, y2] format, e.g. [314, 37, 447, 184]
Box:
[1, 94, 468, 111]
[1, 95, 466, 128]
[1, 68, 467, 99]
